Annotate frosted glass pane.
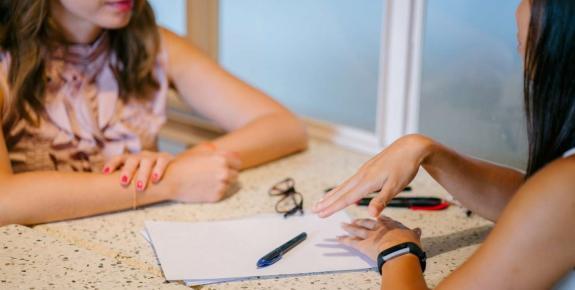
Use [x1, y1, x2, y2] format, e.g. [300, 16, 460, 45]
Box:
[419, 0, 527, 168]
[219, 0, 383, 132]
[149, 0, 187, 36]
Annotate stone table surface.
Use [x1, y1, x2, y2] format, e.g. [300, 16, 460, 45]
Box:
[0, 139, 491, 289]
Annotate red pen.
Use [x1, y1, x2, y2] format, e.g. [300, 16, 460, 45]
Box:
[356, 197, 450, 211]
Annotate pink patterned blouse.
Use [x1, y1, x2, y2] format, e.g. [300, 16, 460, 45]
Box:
[0, 33, 169, 173]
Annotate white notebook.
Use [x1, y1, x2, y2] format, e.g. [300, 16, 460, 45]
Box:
[144, 212, 375, 285]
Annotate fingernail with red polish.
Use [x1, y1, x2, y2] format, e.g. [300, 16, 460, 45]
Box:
[103, 167, 110, 174]
[121, 175, 129, 185]
[136, 181, 144, 191]
[151, 173, 159, 183]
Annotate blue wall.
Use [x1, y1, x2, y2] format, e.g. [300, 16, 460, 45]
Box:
[419, 0, 527, 168]
[149, 0, 187, 36]
[219, 0, 384, 132]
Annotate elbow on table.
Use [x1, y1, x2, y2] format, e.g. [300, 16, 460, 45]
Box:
[0, 218, 9, 228]
[289, 116, 309, 153]
[275, 110, 308, 152]
[0, 191, 10, 227]
[0, 176, 21, 227]
[0, 190, 34, 228]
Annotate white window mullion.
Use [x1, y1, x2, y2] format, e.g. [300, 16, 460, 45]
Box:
[376, 0, 426, 146]
[405, 0, 426, 135]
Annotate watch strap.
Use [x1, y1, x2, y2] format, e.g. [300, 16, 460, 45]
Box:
[377, 242, 426, 274]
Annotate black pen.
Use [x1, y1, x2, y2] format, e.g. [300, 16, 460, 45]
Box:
[257, 232, 307, 268]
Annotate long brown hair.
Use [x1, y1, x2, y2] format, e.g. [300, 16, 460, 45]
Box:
[0, 0, 160, 125]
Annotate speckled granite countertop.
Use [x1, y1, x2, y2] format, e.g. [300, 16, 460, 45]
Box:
[0, 140, 492, 289]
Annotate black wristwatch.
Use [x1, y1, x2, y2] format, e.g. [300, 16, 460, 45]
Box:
[377, 242, 427, 274]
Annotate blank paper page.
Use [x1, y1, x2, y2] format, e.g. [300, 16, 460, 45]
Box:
[145, 212, 375, 281]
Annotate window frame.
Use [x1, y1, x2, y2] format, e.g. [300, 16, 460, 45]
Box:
[167, 0, 426, 153]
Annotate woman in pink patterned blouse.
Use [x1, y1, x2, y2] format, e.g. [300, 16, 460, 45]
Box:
[0, 0, 308, 225]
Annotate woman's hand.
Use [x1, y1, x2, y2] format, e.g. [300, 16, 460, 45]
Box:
[103, 151, 174, 192]
[313, 134, 435, 218]
[338, 216, 422, 261]
[163, 150, 242, 203]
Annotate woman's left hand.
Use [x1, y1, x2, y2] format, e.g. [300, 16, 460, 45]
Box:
[102, 151, 174, 192]
[338, 216, 422, 261]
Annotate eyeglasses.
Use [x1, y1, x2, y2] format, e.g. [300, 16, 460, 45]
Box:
[269, 178, 304, 218]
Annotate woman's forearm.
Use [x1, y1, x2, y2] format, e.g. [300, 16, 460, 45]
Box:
[381, 255, 429, 290]
[0, 171, 172, 226]
[161, 28, 308, 168]
[209, 112, 308, 169]
[420, 137, 524, 221]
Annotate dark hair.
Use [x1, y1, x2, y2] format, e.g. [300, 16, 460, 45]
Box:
[524, 0, 575, 177]
[0, 0, 160, 124]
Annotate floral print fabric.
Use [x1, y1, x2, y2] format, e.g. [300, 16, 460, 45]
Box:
[0, 33, 168, 173]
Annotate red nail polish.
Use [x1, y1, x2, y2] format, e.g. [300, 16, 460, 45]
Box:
[152, 173, 159, 182]
[103, 167, 110, 174]
[136, 181, 144, 190]
[121, 175, 129, 184]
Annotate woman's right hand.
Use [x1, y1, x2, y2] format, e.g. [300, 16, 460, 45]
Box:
[313, 134, 435, 218]
[163, 150, 242, 203]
